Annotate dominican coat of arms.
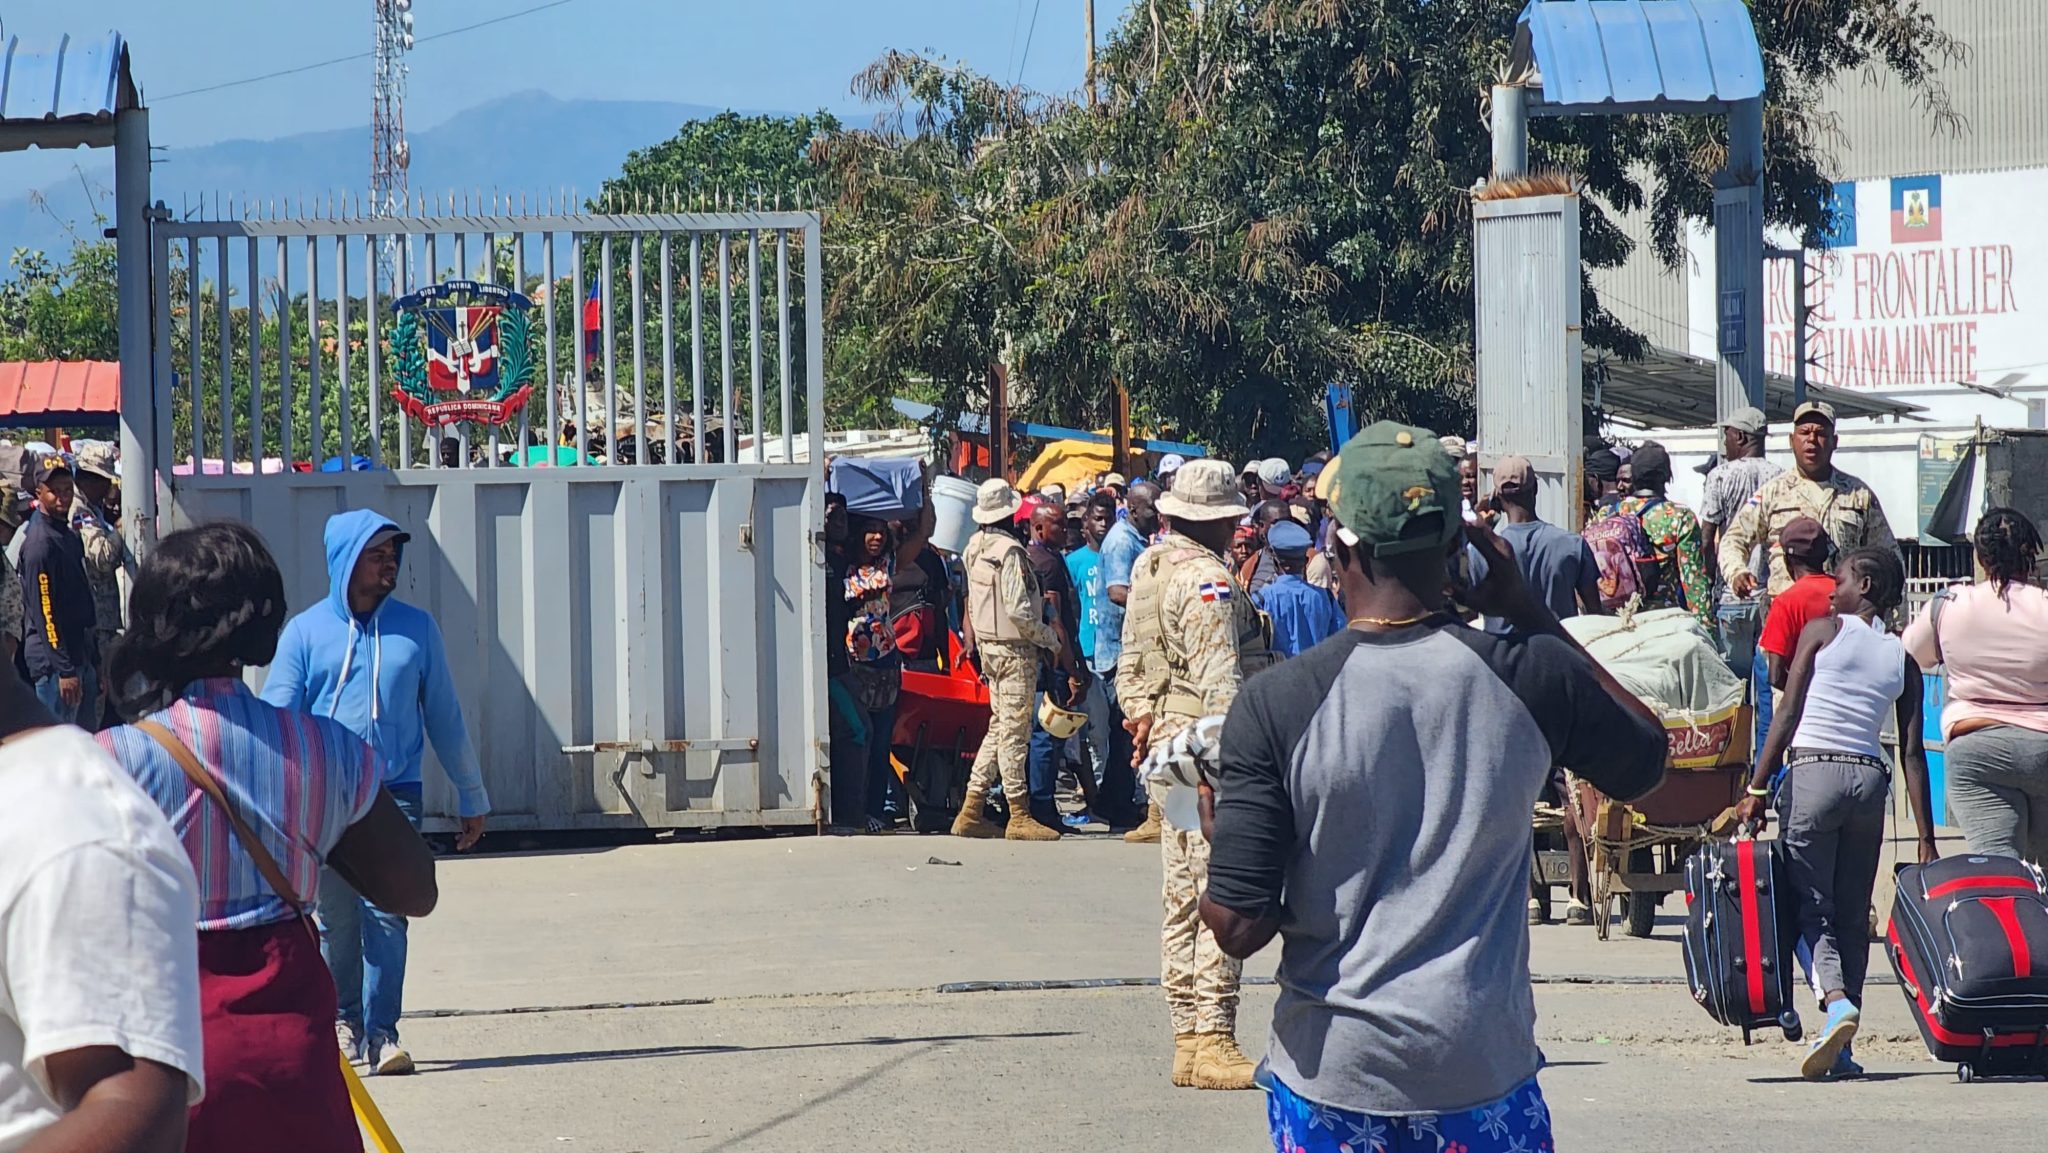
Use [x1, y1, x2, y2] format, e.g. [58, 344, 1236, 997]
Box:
[389, 280, 537, 427]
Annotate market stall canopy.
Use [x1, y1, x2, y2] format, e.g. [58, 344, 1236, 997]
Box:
[0, 361, 121, 426]
[1588, 347, 1923, 428]
[0, 30, 138, 152]
[1509, 0, 1764, 115]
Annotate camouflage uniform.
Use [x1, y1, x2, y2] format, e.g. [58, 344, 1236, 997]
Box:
[1715, 468, 1901, 598]
[71, 493, 129, 655]
[961, 528, 1059, 810]
[1120, 533, 1274, 1036]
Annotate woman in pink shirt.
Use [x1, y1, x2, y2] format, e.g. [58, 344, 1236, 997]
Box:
[1903, 508, 2048, 861]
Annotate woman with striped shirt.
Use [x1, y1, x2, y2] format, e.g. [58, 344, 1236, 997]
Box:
[97, 524, 438, 1153]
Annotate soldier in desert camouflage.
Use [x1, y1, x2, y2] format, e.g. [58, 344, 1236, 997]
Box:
[1120, 458, 1273, 1091]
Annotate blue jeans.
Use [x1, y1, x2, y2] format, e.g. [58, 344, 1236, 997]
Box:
[320, 782, 422, 1047]
[1024, 668, 1072, 828]
[1754, 645, 1777, 782]
[1717, 600, 1761, 684]
[34, 663, 99, 729]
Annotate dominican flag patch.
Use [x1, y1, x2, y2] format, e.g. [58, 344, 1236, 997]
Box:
[1198, 581, 1231, 602]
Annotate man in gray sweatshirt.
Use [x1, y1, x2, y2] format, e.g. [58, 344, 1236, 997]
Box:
[1201, 422, 1665, 1151]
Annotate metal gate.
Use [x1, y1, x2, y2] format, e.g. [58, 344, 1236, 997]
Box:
[145, 204, 828, 831]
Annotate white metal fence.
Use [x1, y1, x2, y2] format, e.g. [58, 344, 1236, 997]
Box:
[147, 207, 829, 830]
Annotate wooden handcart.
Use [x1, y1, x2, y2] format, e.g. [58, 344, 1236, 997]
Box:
[1571, 706, 1754, 940]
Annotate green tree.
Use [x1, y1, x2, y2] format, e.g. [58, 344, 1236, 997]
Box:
[814, 2, 1962, 460]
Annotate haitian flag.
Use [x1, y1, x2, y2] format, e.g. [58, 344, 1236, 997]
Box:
[1891, 175, 1942, 244]
[425, 306, 501, 394]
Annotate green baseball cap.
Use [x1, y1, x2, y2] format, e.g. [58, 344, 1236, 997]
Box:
[1313, 420, 1462, 558]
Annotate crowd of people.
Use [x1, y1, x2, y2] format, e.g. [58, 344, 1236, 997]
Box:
[822, 451, 1350, 839]
[15, 397, 2048, 1152]
[0, 441, 489, 1151]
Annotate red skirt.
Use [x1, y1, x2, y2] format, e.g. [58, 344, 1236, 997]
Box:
[190, 919, 360, 1153]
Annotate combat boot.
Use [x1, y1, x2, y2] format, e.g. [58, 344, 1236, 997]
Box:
[1004, 812, 1063, 841]
[949, 788, 1002, 839]
[1123, 800, 1163, 843]
[1190, 1032, 1257, 1090]
[1171, 1032, 1199, 1087]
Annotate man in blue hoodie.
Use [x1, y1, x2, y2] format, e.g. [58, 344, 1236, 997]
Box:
[262, 509, 490, 1075]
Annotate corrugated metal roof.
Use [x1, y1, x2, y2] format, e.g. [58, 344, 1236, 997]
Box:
[1589, 346, 1922, 428]
[0, 31, 133, 124]
[1515, 0, 1763, 108]
[0, 361, 121, 424]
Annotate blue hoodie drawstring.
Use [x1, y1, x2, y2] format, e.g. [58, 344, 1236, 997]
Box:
[332, 615, 384, 728]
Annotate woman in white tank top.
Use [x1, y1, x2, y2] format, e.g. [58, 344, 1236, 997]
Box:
[1736, 547, 1935, 1082]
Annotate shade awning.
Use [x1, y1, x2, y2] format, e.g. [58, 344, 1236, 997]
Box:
[1511, 0, 1764, 113]
[1588, 347, 1923, 428]
[0, 361, 121, 425]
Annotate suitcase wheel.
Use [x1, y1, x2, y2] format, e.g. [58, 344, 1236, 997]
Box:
[1779, 1011, 1803, 1044]
[1958, 1064, 1975, 1084]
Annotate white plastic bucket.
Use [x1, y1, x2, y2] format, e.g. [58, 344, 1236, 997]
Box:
[930, 475, 978, 555]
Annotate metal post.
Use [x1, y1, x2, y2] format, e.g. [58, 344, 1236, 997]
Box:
[602, 237, 616, 463]
[1793, 254, 1809, 408]
[777, 230, 792, 463]
[691, 233, 705, 463]
[573, 233, 589, 466]
[113, 108, 156, 555]
[542, 233, 558, 466]
[1714, 96, 1767, 419]
[661, 234, 676, 462]
[188, 238, 203, 468]
[246, 235, 264, 469]
[336, 239, 352, 465]
[719, 232, 735, 463]
[748, 230, 763, 461]
[216, 239, 233, 467]
[307, 238, 323, 463]
[365, 234, 382, 468]
[1490, 85, 1528, 181]
[804, 218, 824, 470]
[631, 234, 646, 459]
[278, 238, 294, 467]
[395, 238, 409, 466]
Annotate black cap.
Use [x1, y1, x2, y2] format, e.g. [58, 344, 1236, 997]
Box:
[1630, 442, 1672, 488]
[23, 455, 70, 493]
[1585, 448, 1620, 482]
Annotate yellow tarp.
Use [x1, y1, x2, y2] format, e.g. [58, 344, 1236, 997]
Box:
[1018, 439, 1117, 494]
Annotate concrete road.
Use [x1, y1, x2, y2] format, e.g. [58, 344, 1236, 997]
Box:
[363, 832, 2031, 1152]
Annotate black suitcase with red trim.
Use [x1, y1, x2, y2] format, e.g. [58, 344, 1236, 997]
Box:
[1888, 855, 2048, 1081]
[1681, 838, 1803, 1044]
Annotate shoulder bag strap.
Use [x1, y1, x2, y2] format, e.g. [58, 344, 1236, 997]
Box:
[137, 717, 311, 919]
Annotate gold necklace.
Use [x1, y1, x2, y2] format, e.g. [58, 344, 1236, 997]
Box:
[1348, 613, 1433, 628]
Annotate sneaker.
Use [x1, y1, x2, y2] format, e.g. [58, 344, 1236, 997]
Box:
[371, 1039, 416, 1076]
[1564, 902, 1594, 927]
[1527, 898, 1547, 926]
[1828, 1046, 1864, 1080]
[336, 1022, 365, 1066]
[1800, 1001, 1860, 1081]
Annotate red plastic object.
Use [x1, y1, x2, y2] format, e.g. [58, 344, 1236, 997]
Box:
[891, 630, 992, 756]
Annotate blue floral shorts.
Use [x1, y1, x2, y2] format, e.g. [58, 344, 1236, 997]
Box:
[1267, 1073, 1554, 1153]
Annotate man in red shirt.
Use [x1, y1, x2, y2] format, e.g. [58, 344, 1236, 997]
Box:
[1759, 517, 1836, 690]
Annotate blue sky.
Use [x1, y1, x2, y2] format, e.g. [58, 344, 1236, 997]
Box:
[4, 0, 1088, 180]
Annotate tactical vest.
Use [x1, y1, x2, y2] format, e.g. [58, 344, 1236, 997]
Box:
[963, 529, 1035, 644]
[1124, 539, 1274, 718]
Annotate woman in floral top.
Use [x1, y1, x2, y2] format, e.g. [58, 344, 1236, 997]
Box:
[1615, 442, 1717, 640]
[842, 516, 901, 832]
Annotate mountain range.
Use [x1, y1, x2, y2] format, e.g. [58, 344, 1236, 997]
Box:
[1, 92, 794, 260]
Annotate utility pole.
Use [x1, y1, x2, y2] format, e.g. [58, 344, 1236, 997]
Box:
[1084, 0, 1097, 107]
